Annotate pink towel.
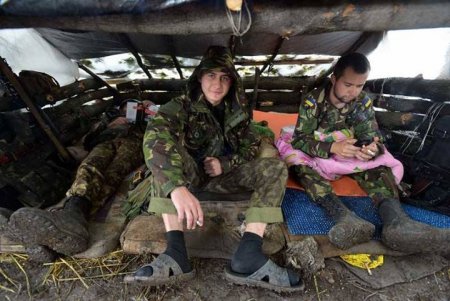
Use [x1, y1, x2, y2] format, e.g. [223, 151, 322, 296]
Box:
[276, 131, 404, 184]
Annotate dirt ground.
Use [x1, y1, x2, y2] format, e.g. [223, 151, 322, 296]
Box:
[0, 253, 449, 301]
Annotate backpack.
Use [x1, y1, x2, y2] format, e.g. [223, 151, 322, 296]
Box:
[404, 116, 450, 216]
[18, 70, 60, 104]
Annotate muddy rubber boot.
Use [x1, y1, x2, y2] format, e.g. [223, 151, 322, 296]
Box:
[26, 245, 58, 263]
[8, 196, 91, 255]
[379, 198, 450, 255]
[0, 207, 13, 233]
[316, 194, 375, 249]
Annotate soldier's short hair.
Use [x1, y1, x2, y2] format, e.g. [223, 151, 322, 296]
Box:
[333, 53, 371, 79]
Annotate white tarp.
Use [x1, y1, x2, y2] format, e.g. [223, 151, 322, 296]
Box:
[0, 28, 79, 85]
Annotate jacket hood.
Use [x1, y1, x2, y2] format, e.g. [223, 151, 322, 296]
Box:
[186, 46, 246, 110]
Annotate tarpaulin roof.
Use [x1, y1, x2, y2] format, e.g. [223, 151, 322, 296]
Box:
[1, 1, 449, 59]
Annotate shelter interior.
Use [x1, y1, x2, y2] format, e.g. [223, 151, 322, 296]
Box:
[0, 0, 449, 247]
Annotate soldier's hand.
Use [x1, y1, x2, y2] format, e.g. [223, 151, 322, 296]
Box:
[108, 116, 128, 127]
[330, 139, 359, 158]
[356, 137, 380, 161]
[170, 186, 204, 230]
[204, 157, 223, 177]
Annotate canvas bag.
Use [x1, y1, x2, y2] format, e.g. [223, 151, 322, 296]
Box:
[18, 70, 60, 104]
[405, 116, 450, 215]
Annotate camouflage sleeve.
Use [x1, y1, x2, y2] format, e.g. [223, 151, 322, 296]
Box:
[219, 119, 261, 174]
[349, 95, 384, 144]
[142, 98, 187, 196]
[291, 96, 332, 158]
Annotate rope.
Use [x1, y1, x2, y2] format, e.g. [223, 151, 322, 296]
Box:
[225, 0, 252, 37]
[375, 78, 446, 155]
[400, 101, 446, 154]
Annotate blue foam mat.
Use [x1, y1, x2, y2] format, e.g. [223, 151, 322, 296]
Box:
[281, 188, 450, 238]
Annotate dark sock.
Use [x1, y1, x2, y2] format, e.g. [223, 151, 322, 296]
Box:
[64, 196, 91, 218]
[135, 230, 191, 277]
[231, 232, 268, 274]
[163, 231, 191, 273]
[231, 232, 301, 287]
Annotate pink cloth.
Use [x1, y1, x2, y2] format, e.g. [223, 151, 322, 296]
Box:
[276, 132, 404, 184]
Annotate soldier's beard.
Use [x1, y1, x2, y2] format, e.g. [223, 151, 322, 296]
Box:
[332, 87, 354, 104]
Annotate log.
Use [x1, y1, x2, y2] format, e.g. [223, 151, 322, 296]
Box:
[142, 58, 334, 69]
[1, 79, 104, 112]
[117, 77, 313, 92]
[119, 91, 182, 104]
[365, 78, 450, 102]
[1, 1, 449, 34]
[47, 78, 104, 102]
[372, 95, 450, 116]
[375, 111, 426, 131]
[119, 91, 302, 106]
[44, 89, 114, 118]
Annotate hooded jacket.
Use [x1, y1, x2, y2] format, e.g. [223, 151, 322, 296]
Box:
[143, 46, 261, 196]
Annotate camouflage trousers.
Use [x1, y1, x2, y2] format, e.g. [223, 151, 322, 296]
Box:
[291, 165, 398, 205]
[67, 136, 143, 212]
[127, 147, 288, 223]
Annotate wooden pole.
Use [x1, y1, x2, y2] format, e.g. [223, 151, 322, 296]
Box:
[0, 57, 72, 162]
[119, 33, 153, 80]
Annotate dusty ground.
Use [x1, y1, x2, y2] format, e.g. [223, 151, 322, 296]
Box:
[0, 253, 449, 301]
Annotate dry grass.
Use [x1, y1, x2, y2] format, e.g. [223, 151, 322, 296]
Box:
[0, 250, 149, 298]
[0, 250, 177, 300]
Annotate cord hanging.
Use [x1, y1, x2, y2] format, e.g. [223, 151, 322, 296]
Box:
[225, 0, 252, 37]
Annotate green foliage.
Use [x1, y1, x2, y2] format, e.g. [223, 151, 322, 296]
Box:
[120, 56, 136, 67]
[79, 59, 93, 68]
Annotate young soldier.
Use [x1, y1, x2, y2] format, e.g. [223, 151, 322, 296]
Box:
[124, 46, 303, 292]
[291, 52, 449, 254]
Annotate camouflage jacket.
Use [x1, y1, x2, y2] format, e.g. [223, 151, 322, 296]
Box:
[292, 81, 383, 158]
[143, 93, 261, 197]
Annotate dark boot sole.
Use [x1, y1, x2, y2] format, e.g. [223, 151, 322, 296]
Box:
[9, 208, 88, 255]
[329, 214, 375, 249]
[26, 245, 57, 263]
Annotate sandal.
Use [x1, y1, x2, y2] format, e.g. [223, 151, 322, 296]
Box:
[224, 259, 304, 293]
[124, 254, 195, 286]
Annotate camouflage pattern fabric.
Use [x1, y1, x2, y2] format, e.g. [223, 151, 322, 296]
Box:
[146, 148, 287, 224]
[291, 81, 397, 205]
[291, 81, 383, 159]
[291, 165, 397, 204]
[67, 126, 143, 213]
[126, 46, 287, 222]
[142, 46, 260, 197]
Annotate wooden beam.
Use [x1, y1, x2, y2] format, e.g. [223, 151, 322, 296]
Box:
[119, 91, 301, 106]
[1, 2, 449, 34]
[372, 95, 450, 116]
[116, 76, 313, 92]
[365, 78, 450, 102]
